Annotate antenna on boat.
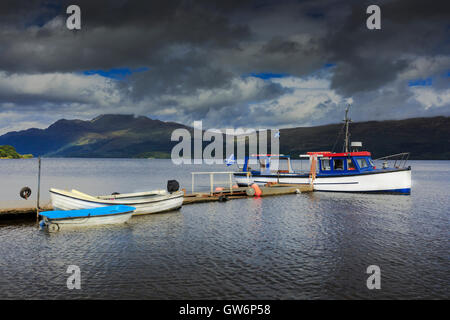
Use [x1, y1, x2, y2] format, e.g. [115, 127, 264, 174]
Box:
[343, 105, 352, 153]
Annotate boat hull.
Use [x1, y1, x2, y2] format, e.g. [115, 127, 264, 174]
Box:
[39, 205, 135, 231]
[43, 212, 133, 231]
[234, 168, 411, 194]
[50, 190, 184, 215]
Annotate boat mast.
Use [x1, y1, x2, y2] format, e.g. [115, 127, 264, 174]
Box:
[343, 105, 352, 153]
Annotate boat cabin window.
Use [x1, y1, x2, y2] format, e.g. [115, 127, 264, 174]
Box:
[321, 159, 331, 171]
[356, 158, 368, 168]
[334, 159, 344, 170]
[347, 158, 356, 170]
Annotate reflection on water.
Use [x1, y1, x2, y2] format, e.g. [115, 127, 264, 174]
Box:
[0, 159, 449, 299]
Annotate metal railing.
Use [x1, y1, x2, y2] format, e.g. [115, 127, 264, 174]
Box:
[373, 152, 410, 169]
[191, 172, 236, 195]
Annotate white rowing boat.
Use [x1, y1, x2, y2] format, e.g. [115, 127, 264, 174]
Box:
[39, 205, 135, 231]
[50, 188, 184, 215]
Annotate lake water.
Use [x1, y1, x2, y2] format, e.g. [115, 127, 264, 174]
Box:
[0, 159, 448, 299]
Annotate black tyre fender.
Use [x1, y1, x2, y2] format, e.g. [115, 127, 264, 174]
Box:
[20, 187, 32, 199]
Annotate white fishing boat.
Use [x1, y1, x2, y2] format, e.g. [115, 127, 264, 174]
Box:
[233, 108, 412, 194]
[50, 183, 184, 215]
[39, 205, 136, 232]
[234, 153, 411, 193]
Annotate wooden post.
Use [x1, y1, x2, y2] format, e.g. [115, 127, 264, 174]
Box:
[210, 173, 214, 195]
[309, 155, 317, 184]
[36, 156, 41, 222]
[229, 173, 233, 195]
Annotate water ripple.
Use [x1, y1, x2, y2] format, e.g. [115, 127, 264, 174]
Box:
[0, 160, 448, 299]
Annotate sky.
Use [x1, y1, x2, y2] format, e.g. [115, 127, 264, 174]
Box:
[0, 0, 448, 134]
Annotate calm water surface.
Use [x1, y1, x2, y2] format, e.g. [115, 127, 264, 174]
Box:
[0, 159, 448, 299]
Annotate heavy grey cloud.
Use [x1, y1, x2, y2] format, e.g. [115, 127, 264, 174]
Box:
[324, 0, 450, 95]
[0, 0, 448, 133]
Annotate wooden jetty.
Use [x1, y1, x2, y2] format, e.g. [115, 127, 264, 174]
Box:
[0, 156, 316, 222]
[0, 205, 52, 221]
[0, 184, 312, 221]
[185, 171, 312, 205]
[0, 156, 47, 221]
[0, 169, 313, 222]
[183, 183, 313, 205]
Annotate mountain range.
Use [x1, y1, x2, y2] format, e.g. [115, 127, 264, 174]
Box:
[0, 114, 448, 159]
[0, 115, 190, 158]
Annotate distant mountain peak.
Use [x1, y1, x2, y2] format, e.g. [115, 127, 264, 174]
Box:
[91, 114, 137, 122]
[47, 118, 89, 130]
[0, 113, 191, 157]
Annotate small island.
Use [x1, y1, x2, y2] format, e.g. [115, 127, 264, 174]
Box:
[0, 145, 33, 159]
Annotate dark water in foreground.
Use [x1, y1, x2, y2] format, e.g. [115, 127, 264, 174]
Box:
[0, 159, 448, 299]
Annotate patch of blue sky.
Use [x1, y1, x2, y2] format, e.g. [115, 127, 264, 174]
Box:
[247, 64, 335, 81]
[323, 63, 336, 69]
[408, 78, 433, 87]
[83, 67, 150, 80]
[247, 72, 289, 80]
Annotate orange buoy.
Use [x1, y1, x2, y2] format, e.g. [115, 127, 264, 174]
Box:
[215, 187, 224, 192]
[251, 183, 262, 197]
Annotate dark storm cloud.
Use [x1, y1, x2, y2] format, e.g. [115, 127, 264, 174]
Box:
[0, 0, 448, 133]
[1, 0, 446, 89]
[0, 0, 251, 73]
[323, 0, 450, 95]
[0, 0, 60, 27]
[330, 58, 409, 95]
[125, 50, 235, 98]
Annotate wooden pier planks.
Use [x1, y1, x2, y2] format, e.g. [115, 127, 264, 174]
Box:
[183, 184, 313, 205]
[0, 205, 52, 221]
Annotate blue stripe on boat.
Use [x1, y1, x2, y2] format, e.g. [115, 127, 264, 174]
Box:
[316, 188, 411, 194]
[39, 205, 136, 219]
[364, 188, 411, 194]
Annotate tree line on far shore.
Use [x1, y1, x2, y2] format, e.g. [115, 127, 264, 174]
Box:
[0, 145, 33, 159]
